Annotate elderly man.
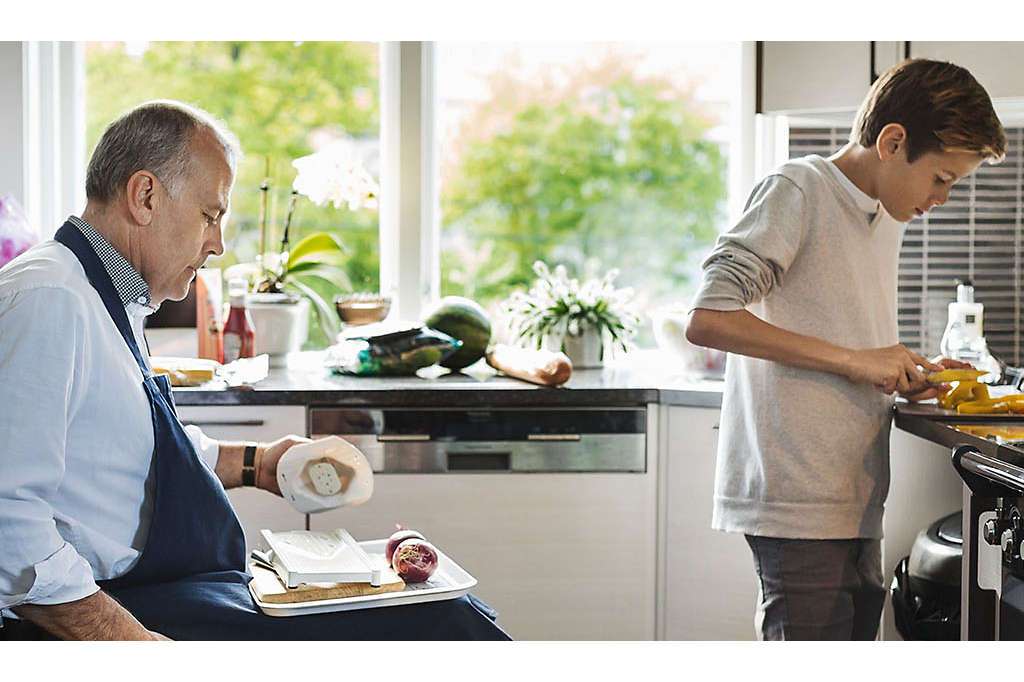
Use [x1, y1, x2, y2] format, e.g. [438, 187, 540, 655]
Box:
[0, 101, 508, 641]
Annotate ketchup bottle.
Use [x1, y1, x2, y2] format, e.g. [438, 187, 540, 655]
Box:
[222, 278, 255, 363]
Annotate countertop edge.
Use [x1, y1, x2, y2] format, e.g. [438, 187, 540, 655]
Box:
[172, 386, 724, 408]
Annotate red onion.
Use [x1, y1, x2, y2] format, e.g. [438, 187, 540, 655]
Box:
[385, 528, 425, 564]
[392, 538, 439, 583]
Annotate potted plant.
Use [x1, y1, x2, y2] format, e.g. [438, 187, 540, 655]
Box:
[227, 140, 379, 361]
[502, 260, 640, 369]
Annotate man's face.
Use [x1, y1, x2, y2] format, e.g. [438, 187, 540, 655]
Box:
[145, 131, 232, 303]
[877, 147, 984, 223]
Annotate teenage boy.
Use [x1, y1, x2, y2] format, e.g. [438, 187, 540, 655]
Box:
[685, 58, 1006, 641]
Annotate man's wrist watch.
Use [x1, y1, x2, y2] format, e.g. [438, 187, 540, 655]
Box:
[242, 444, 258, 486]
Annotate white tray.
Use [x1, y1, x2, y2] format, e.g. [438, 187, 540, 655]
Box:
[249, 538, 477, 617]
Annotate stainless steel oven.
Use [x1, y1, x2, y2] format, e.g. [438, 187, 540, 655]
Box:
[307, 406, 647, 473]
[953, 445, 1024, 639]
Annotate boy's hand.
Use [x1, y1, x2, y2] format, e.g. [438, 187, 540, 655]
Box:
[899, 356, 977, 402]
[844, 344, 944, 395]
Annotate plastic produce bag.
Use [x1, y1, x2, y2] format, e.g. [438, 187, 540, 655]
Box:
[0, 195, 37, 268]
[324, 326, 462, 376]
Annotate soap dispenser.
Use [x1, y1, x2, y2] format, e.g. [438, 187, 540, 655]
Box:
[939, 278, 999, 380]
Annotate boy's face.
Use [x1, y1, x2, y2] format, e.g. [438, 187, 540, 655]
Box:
[878, 147, 985, 223]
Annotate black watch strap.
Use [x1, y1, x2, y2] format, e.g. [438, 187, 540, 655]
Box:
[242, 444, 257, 486]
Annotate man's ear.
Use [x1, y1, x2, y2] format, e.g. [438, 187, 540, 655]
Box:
[876, 123, 907, 162]
[124, 170, 158, 226]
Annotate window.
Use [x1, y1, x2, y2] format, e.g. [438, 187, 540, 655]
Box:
[437, 41, 742, 346]
[84, 41, 381, 343]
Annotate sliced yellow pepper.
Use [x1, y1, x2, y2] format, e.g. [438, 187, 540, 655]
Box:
[927, 368, 988, 384]
[937, 381, 991, 410]
[958, 399, 1012, 414]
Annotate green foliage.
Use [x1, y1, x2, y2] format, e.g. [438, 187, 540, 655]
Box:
[441, 74, 727, 323]
[85, 41, 381, 347]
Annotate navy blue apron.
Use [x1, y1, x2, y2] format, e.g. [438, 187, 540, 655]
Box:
[31, 221, 510, 641]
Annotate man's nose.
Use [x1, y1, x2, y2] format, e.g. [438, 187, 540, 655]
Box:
[207, 224, 225, 257]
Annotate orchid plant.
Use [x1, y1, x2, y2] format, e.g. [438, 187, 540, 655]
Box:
[230, 139, 380, 340]
[503, 260, 640, 354]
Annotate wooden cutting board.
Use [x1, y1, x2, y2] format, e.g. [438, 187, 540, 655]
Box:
[248, 562, 405, 604]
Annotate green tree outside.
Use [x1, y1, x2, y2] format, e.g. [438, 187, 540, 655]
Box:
[440, 52, 727, 346]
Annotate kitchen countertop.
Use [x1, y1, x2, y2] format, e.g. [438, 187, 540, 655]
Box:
[172, 350, 725, 408]
[895, 401, 1024, 467]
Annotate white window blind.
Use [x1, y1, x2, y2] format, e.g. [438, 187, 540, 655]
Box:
[789, 126, 1024, 365]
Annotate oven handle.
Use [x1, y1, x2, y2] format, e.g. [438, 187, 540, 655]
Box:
[953, 445, 1024, 495]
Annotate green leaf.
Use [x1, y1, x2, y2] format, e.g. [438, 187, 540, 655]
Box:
[287, 278, 340, 341]
[286, 232, 348, 269]
[286, 262, 353, 292]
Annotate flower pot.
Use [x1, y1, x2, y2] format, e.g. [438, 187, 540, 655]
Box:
[246, 293, 310, 367]
[562, 327, 603, 369]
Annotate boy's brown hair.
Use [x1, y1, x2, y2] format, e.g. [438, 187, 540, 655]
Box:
[852, 58, 1006, 164]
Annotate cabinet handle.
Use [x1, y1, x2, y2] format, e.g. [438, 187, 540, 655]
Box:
[377, 434, 430, 442]
[181, 419, 265, 427]
[527, 434, 581, 441]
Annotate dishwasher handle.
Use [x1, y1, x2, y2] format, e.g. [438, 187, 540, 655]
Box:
[953, 444, 1024, 496]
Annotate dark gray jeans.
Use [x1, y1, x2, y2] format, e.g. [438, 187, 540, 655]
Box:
[745, 535, 886, 641]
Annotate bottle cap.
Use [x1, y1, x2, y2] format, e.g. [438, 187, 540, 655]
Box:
[956, 279, 975, 304]
[227, 278, 249, 306]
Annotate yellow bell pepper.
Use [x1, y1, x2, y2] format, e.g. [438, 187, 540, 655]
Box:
[941, 380, 989, 408]
[927, 368, 987, 384]
[957, 399, 1012, 414]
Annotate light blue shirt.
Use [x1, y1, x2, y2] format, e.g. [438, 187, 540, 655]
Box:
[0, 222, 218, 615]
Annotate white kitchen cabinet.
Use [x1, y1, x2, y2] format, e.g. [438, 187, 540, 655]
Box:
[759, 42, 903, 114]
[309, 417, 660, 642]
[175, 404, 307, 554]
[658, 405, 757, 640]
[909, 43, 1024, 101]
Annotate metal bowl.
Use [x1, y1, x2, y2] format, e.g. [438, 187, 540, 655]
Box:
[334, 294, 391, 326]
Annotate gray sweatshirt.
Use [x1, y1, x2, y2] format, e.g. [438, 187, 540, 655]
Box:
[691, 154, 905, 539]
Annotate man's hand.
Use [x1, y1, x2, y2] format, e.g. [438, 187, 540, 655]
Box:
[256, 434, 312, 496]
[899, 356, 976, 403]
[844, 344, 944, 395]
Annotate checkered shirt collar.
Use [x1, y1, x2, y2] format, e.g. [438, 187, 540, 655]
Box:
[68, 215, 155, 311]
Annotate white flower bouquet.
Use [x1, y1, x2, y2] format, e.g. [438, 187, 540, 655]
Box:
[503, 260, 640, 354]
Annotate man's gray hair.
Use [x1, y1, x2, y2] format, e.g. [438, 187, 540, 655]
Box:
[85, 100, 242, 203]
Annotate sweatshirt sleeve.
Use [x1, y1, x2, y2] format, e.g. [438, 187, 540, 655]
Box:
[0, 288, 100, 610]
[691, 174, 809, 312]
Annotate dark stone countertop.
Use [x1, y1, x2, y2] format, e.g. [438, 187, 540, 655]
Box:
[172, 350, 725, 409]
[895, 401, 1024, 468]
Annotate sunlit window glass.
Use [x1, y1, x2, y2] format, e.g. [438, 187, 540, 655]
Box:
[85, 41, 381, 345]
[437, 41, 740, 348]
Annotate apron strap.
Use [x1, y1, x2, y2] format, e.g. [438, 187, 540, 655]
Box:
[54, 222, 150, 373]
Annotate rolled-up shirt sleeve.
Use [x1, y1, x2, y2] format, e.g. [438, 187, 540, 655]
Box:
[0, 288, 100, 609]
[691, 174, 808, 312]
[183, 424, 220, 473]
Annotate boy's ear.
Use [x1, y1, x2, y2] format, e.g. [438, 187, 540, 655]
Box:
[876, 123, 908, 162]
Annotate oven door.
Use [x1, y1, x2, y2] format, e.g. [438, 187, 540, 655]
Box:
[952, 446, 1024, 640]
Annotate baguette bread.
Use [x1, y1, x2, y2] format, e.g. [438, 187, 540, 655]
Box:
[486, 344, 573, 387]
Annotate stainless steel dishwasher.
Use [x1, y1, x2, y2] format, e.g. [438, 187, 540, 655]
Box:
[306, 405, 658, 640]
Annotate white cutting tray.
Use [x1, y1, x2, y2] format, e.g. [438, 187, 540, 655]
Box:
[249, 538, 477, 617]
